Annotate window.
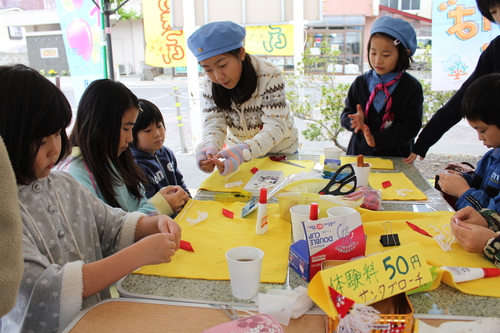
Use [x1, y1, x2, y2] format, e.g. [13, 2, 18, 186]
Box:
[381, 0, 420, 10]
[8, 27, 23, 40]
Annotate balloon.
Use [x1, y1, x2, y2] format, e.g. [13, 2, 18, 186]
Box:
[67, 19, 93, 61]
[72, 0, 84, 9]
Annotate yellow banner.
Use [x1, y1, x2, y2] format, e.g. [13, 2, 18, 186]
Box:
[245, 25, 294, 55]
[308, 242, 432, 317]
[143, 0, 186, 67]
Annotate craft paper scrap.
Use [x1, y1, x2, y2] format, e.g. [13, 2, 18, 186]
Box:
[308, 242, 432, 318]
[199, 157, 315, 193]
[340, 156, 394, 170]
[369, 172, 427, 201]
[134, 200, 291, 283]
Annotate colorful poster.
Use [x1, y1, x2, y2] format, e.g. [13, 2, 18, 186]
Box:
[143, 0, 186, 67]
[245, 25, 294, 56]
[56, 0, 104, 104]
[432, 0, 500, 91]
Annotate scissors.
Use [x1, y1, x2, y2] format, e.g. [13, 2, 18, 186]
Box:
[269, 155, 305, 168]
[318, 163, 357, 195]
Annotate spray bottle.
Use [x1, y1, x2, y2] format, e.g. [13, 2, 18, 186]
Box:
[255, 188, 268, 235]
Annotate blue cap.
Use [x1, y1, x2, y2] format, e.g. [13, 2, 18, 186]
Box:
[371, 16, 417, 56]
[187, 21, 246, 62]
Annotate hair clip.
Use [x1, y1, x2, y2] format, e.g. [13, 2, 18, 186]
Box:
[394, 39, 401, 46]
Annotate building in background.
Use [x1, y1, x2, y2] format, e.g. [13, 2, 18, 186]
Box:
[0, 0, 432, 77]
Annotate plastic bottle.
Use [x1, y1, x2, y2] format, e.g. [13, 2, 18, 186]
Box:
[441, 266, 500, 283]
[255, 188, 268, 235]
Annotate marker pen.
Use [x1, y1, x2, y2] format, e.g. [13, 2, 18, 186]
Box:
[255, 188, 268, 235]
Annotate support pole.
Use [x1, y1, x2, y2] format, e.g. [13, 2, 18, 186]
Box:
[174, 85, 188, 153]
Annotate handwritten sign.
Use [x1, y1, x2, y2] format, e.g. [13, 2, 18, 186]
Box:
[308, 242, 432, 317]
[245, 25, 294, 56]
[432, 0, 500, 91]
[143, 0, 187, 67]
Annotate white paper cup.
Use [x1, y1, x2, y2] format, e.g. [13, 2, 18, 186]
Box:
[225, 246, 264, 300]
[352, 163, 371, 187]
[290, 204, 320, 243]
[327, 206, 357, 218]
[324, 146, 342, 160]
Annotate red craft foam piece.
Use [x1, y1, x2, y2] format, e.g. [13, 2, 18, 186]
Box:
[382, 180, 392, 188]
[250, 167, 259, 174]
[222, 208, 234, 219]
[180, 240, 194, 252]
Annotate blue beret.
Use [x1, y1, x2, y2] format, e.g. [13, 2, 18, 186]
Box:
[187, 21, 246, 62]
[371, 16, 417, 56]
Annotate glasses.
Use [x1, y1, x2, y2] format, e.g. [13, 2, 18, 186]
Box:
[318, 164, 357, 196]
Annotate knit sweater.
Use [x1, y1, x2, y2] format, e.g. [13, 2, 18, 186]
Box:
[478, 208, 500, 268]
[340, 71, 423, 157]
[200, 55, 299, 158]
[413, 35, 500, 157]
[0, 136, 23, 317]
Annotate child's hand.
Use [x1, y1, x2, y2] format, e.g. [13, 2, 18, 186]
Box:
[437, 172, 470, 197]
[451, 206, 488, 228]
[135, 233, 178, 265]
[361, 124, 375, 147]
[347, 104, 365, 133]
[157, 214, 182, 250]
[451, 219, 497, 254]
[159, 185, 190, 214]
[402, 153, 424, 164]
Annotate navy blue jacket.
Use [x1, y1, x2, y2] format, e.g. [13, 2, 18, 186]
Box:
[458, 148, 500, 211]
[131, 147, 191, 199]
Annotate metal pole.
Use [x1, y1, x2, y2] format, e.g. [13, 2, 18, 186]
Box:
[174, 85, 187, 153]
[104, 0, 114, 80]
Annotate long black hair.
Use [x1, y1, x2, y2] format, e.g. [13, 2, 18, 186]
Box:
[0, 64, 72, 184]
[211, 48, 257, 109]
[367, 32, 413, 72]
[69, 79, 146, 208]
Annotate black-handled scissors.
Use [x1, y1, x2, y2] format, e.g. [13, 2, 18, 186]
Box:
[318, 163, 357, 195]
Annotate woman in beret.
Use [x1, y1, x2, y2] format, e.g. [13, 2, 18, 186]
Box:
[187, 21, 299, 176]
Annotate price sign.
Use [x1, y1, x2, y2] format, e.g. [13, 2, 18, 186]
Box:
[308, 242, 432, 317]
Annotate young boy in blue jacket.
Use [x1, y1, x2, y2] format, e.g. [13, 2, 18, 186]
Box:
[131, 99, 191, 216]
[438, 73, 500, 212]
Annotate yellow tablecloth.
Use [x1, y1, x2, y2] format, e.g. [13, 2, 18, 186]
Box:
[134, 200, 291, 283]
[340, 156, 394, 170]
[359, 208, 500, 297]
[369, 172, 428, 201]
[199, 157, 315, 193]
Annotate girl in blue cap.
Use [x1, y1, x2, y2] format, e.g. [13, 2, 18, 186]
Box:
[187, 21, 299, 176]
[340, 16, 423, 157]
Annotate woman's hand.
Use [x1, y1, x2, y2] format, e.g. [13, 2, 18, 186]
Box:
[347, 104, 365, 133]
[437, 171, 469, 197]
[196, 143, 219, 173]
[159, 185, 190, 214]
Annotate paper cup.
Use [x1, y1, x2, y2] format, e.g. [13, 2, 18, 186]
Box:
[327, 206, 357, 218]
[324, 146, 342, 160]
[290, 205, 312, 243]
[225, 246, 264, 300]
[352, 163, 371, 187]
